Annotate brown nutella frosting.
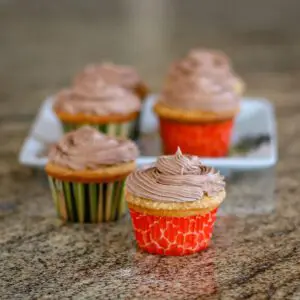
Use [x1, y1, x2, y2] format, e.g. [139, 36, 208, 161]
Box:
[161, 48, 242, 112]
[48, 126, 139, 170]
[53, 85, 141, 116]
[74, 62, 142, 90]
[126, 148, 225, 202]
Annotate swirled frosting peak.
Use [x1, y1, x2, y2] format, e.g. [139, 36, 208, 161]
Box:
[126, 148, 225, 202]
[161, 48, 242, 112]
[74, 62, 141, 90]
[48, 126, 139, 170]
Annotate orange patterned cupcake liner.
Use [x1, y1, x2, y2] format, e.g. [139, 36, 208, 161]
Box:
[159, 118, 234, 157]
[129, 208, 217, 256]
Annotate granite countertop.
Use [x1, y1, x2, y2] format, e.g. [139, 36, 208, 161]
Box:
[1, 1, 300, 299]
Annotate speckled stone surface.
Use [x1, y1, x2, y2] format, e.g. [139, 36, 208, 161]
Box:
[1, 1, 300, 299]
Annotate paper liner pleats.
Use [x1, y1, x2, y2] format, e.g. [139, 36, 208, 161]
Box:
[159, 118, 234, 157]
[48, 176, 127, 223]
[129, 208, 218, 256]
[62, 121, 135, 139]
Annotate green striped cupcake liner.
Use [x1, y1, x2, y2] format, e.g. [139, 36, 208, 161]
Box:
[48, 176, 127, 223]
[62, 121, 135, 139]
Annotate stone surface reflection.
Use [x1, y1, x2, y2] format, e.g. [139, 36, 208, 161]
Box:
[129, 249, 217, 298]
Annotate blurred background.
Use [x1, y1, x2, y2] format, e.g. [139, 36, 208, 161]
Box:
[1, 0, 300, 116]
[2, 0, 300, 174]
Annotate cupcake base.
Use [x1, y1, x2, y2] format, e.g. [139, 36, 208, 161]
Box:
[159, 118, 233, 157]
[48, 176, 127, 223]
[62, 117, 142, 141]
[62, 121, 134, 138]
[129, 208, 217, 256]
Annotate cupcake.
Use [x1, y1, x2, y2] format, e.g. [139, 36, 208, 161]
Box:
[154, 48, 244, 157]
[73, 62, 149, 140]
[53, 83, 141, 137]
[45, 126, 139, 223]
[125, 148, 225, 256]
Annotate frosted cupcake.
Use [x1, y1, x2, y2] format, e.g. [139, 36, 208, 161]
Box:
[73, 63, 149, 140]
[126, 148, 225, 256]
[154, 48, 244, 157]
[45, 126, 139, 223]
[53, 83, 141, 137]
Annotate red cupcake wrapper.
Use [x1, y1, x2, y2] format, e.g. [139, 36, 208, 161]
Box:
[129, 208, 218, 256]
[159, 118, 234, 157]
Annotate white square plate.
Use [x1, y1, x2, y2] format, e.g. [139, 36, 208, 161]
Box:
[19, 94, 277, 171]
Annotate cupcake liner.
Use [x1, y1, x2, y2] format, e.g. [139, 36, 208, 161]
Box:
[62, 121, 134, 138]
[129, 208, 218, 256]
[159, 118, 234, 157]
[48, 176, 127, 223]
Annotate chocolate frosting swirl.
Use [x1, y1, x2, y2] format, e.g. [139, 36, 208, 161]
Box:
[161, 48, 242, 112]
[74, 62, 142, 90]
[48, 126, 139, 170]
[53, 85, 141, 116]
[126, 148, 225, 202]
